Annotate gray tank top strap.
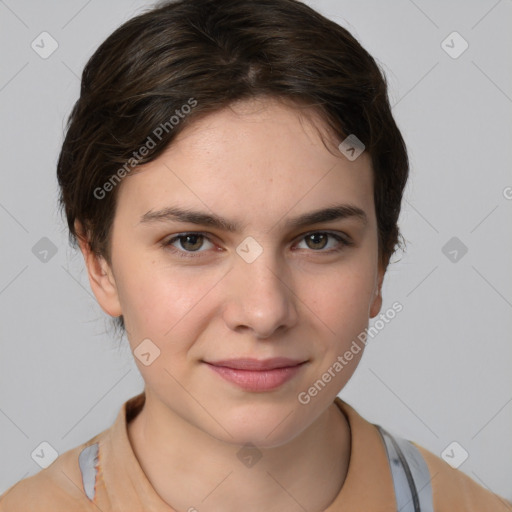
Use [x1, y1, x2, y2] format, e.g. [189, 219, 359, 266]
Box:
[78, 442, 99, 501]
[376, 426, 434, 512]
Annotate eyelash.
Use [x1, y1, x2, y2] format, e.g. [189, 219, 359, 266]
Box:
[161, 231, 353, 259]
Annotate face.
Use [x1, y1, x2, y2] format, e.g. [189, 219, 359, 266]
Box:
[83, 97, 384, 447]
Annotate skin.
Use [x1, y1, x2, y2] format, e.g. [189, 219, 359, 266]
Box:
[78, 96, 385, 512]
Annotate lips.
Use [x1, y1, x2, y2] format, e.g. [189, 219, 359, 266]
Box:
[207, 357, 305, 370]
[204, 358, 307, 392]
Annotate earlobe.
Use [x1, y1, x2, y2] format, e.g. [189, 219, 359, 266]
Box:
[369, 267, 385, 318]
[75, 223, 123, 318]
[369, 287, 382, 318]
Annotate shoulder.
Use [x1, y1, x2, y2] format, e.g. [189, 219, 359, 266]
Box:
[334, 398, 512, 510]
[413, 443, 512, 511]
[0, 435, 102, 512]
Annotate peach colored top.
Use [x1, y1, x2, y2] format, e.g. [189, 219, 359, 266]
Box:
[1, 392, 510, 511]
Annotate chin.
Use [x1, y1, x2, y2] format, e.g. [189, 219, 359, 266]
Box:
[202, 399, 315, 448]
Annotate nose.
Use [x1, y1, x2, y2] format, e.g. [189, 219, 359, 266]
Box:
[221, 249, 299, 339]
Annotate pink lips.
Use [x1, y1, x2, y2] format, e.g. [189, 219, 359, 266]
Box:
[204, 358, 306, 392]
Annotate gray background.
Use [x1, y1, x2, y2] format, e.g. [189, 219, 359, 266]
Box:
[1, 0, 511, 500]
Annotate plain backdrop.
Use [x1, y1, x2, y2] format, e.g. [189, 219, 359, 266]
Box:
[1, 0, 511, 500]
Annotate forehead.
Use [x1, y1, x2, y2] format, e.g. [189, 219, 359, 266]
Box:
[116, 97, 375, 228]
[170, 96, 340, 159]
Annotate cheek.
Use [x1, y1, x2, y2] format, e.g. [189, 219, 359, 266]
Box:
[303, 259, 377, 336]
[114, 257, 221, 346]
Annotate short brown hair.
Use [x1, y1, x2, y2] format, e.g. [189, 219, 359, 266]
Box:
[57, 0, 409, 331]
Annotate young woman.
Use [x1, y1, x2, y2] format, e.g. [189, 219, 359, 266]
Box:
[1, 0, 510, 510]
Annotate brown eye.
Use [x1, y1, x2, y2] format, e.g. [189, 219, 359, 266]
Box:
[295, 231, 352, 253]
[163, 232, 215, 258]
[178, 234, 204, 251]
[305, 233, 329, 250]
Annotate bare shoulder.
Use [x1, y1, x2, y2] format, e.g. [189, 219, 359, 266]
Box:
[0, 441, 96, 512]
[415, 444, 512, 511]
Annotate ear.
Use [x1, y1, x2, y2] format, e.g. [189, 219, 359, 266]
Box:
[75, 221, 122, 318]
[369, 264, 385, 319]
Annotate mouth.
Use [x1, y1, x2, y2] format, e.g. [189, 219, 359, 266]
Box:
[203, 358, 308, 392]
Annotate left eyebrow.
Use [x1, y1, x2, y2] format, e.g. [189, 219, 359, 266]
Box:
[284, 204, 368, 230]
[139, 203, 368, 232]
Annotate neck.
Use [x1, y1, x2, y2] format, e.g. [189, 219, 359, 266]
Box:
[127, 392, 351, 512]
